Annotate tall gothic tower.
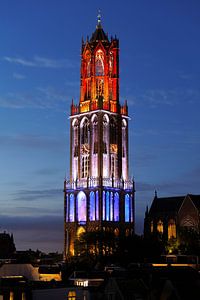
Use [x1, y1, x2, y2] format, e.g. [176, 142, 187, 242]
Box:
[64, 16, 134, 259]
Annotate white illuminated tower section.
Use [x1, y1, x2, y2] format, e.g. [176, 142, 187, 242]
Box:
[64, 16, 135, 258]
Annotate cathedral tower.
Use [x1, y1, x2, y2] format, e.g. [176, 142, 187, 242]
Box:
[64, 15, 134, 259]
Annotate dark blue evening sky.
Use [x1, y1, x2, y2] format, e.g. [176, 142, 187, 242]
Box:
[0, 0, 200, 252]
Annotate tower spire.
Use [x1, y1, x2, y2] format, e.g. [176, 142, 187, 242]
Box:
[97, 9, 102, 28]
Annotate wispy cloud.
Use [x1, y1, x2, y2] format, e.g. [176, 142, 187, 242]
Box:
[0, 86, 70, 110]
[0, 134, 64, 151]
[13, 73, 26, 80]
[128, 88, 200, 108]
[11, 188, 62, 201]
[3, 55, 77, 69]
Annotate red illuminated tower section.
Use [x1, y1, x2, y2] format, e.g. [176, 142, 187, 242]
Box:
[64, 16, 134, 259]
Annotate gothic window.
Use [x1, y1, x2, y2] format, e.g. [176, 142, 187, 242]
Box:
[95, 49, 104, 76]
[122, 119, 127, 158]
[125, 194, 130, 222]
[157, 220, 163, 234]
[109, 51, 114, 74]
[77, 191, 86, 222]
[109, 78, 113, 100]
[168, 219, 176, 239]
[86, 79, 91, 99]
[102, 191, 105, 220]
[110, 118, 117, 144]
[103, 115, 109, 154]
[89, 191, 95, 221]
[106, 191, 110, 221]
[96, 78, 104, 98]
[81, 155, 89, 178]
[114, 228, 119, 237]
[114, 192, 119, 221]
[150, 221, 154, 233]
[92, 115, 98, 154]
[111, 156, 115, 177]
[81, 118, 90, 145]
[96, 191, 99, 220]
[110, 192, 114, 221]
[69, 194, 75, 222]
[72, 119, 78, 157]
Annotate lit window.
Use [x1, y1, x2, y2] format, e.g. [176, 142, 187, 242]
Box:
[96, 191, 99, 220]
[81, 155, 89, 178]
[77, 191, 86, 222]
[89, 191, 95, 221]
[102, 191, 105, 221]
[150, 221, 153, 233]
[10, 292, 14, 300]
[168, 219, 176, 239]
[125, 194, 130, 222]
[106, 191, 110, 221]
[68, 291, 76, 300]
[95, 49, 104, 76]
[69, 194, 75, 222]
[157, 220, 163, 234]
[114, 192, 119, 221]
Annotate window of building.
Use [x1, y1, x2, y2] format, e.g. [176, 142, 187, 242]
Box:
[114, 192, 119, 221]
[96, 191, 99, 220]
[95, 49, 104, 76]
[168, 219, 176, 239]
[81, 118, 90, 145]
[72, 119, 78, 157]
[89, 191, 95, 221]
[96, 78, 104, 98]
[110, 192, 114, 221]
[106, 191, 110, 221]
[102, 191, 105, 220]
[68, 291, 76, 300]
[125, 194, 130, 222]
[81, 155, 89, 178]
[157, 220, 163, 234]
[69, 194, 75, 222]
[77, 191, 86, 222]
[150, 221, 153, 233]
[111, 156, 115, 177]
[10, 292, 14, 300]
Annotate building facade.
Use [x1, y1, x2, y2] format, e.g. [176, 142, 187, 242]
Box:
[64, 16, 134, 259]
[144, 193, 200, 241]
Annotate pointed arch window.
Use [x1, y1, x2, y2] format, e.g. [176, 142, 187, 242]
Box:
[72, 119, 78, 157]
[81, 118, 90, 145]
[92, 115, 98, 154]
[77, 191, 86, 223]
[103, 115, 109, 154]
[114, 192, 119, 221]
[157, 220, 163, 234]
[89, 191, 95, 221]
[95, 49, 104, 76]
[69, 194, 75, 222]
[168, 219, 176, 239]
[125, 194, 130, 222]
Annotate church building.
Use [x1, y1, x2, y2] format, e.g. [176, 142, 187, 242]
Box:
[64, 15, 134, 259]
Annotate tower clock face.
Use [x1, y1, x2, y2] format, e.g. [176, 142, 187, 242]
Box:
[81, 144, 90, 154]
[110, 144, 118, 154]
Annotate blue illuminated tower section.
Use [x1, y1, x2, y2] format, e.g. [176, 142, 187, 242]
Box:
[64, 16, 135, 259]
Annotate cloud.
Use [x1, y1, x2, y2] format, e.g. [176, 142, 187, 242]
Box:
[11, 188, 62, 201]
[13, 73, 26, 80]
[0, 215, 63, 252]
[0, 134, 64, 151]
[3, 55, 77, 69]
[0, 86, 69, 109]
[128, 88, 200, 108]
